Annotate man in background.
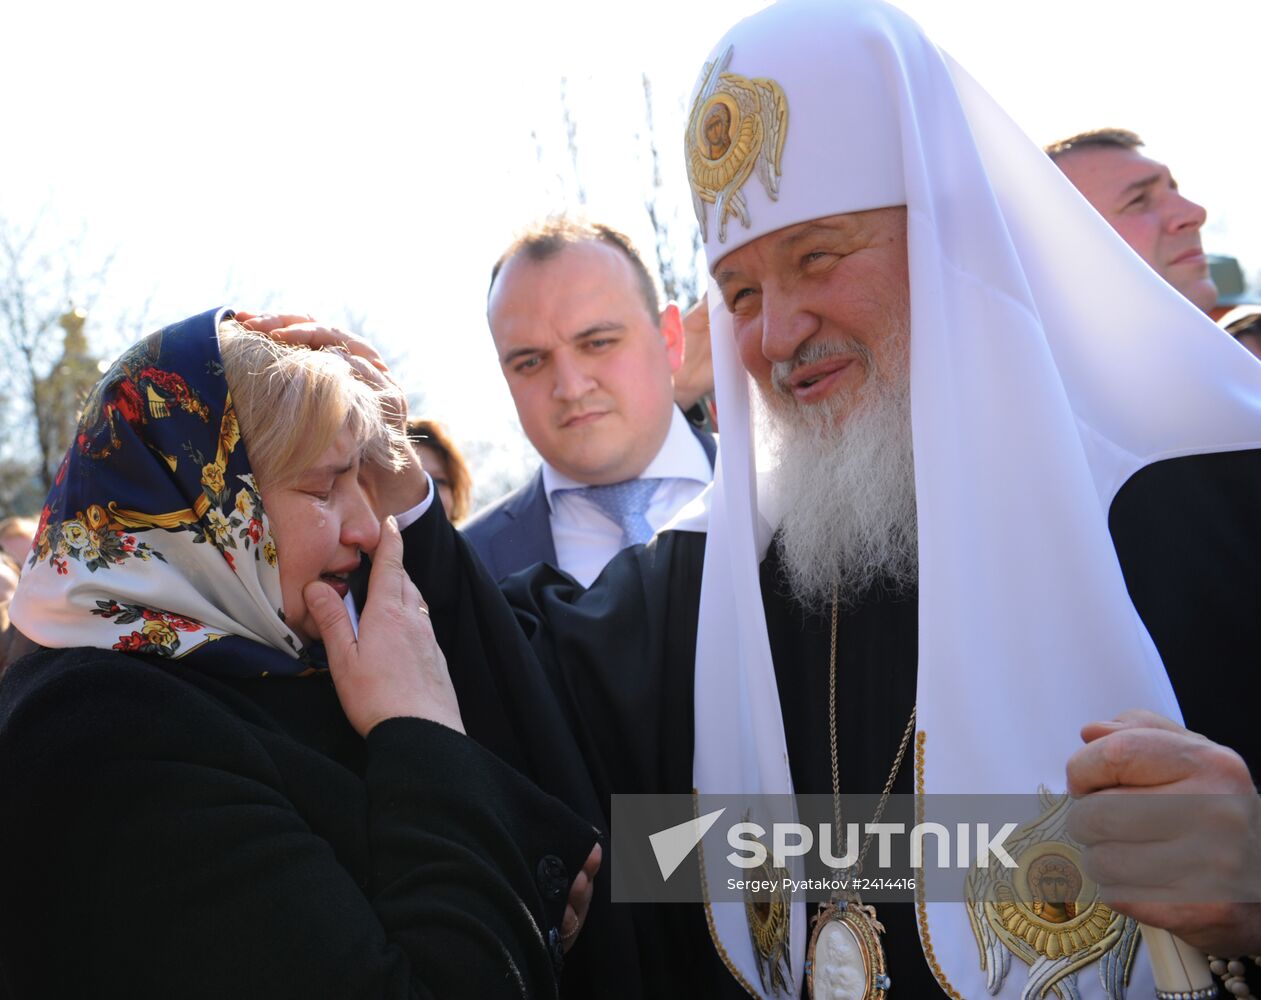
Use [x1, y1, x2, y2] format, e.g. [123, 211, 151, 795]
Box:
[1047, 128, 1218, 312]
[463, 220, 715, 585]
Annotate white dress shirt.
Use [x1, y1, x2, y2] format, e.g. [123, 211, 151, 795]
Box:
[541, 407, 713, 587]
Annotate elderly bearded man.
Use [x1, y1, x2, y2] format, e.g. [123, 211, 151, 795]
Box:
[288, 2, 1261, 998]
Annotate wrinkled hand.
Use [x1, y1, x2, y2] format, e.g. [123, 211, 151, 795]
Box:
[1066, 709, 1261, 953]
[237, 312, 390, 373]
[233, 310, 314, 334]
[303, 515, 463, 737]
[560, 843, 602, 954]
[237, 313, 428, 516]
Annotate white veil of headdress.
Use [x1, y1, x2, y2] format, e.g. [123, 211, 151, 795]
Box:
[684, 1, 1261, 996]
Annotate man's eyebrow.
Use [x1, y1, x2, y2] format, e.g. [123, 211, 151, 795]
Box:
[716, 224, 860, 288]
[778, 222, 853, 249]
[571, 322, 623, 342]
[501, 345, 544, 365]
[1118, 173, 1162, 199]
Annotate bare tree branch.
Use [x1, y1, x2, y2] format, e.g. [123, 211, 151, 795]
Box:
[640, 74, 702, 308]
[0, 213, 113, 496]
[559, 77, 588, 207]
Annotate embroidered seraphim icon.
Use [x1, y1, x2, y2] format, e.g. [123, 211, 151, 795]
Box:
[686, 45, 788, 244]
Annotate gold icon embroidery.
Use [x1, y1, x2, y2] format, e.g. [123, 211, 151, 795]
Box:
[742, 821, 793, 996]
[686, 45, 788, 244]
[966, 790, 1139, 1000]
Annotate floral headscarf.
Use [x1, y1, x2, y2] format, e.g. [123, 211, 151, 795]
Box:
[10, 307, 314, 677]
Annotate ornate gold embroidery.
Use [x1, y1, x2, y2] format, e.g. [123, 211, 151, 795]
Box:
[967, 790, 1139, 999]
[913, 731, 968, 999]
[686, 45, 788, 244]
[916, 730, 1140, 1000]
[741, 821, 792, 995]
[695, 790, 763, 998]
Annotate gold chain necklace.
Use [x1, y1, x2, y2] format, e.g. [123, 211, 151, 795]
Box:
[806, 586, 916, 1000]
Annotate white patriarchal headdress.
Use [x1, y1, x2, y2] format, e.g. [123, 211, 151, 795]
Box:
[684, 1, 1261, 996]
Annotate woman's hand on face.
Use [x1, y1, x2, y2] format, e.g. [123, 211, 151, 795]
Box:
[302, 515, 464, 738]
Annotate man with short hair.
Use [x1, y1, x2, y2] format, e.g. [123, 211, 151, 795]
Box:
[1047, 128, 1218, 312]
[463, 219, 715, 584]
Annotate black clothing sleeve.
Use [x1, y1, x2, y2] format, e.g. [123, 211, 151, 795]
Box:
[1108, 449, 1261, 776]
[402, 497, 705, 811]
[0, 648, 595, 999]
[401, 495, 723, 999]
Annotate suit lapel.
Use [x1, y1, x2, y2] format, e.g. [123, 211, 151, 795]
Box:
[490, 469, 557, 577]
[691, 423, 718, 470]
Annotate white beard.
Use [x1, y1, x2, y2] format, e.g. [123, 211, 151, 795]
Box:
[756, 339, 917, 613]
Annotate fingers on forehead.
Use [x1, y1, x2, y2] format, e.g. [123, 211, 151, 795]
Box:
[345, 354, 381, 378]
[262, 322, 388, 369]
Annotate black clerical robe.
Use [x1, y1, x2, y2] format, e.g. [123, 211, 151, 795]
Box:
[409, 448, 1261, 998]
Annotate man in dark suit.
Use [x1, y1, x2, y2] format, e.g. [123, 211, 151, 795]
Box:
[463, 220, 716, 585]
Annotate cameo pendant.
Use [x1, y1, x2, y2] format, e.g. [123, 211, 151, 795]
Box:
[806, 896, 891, 1000]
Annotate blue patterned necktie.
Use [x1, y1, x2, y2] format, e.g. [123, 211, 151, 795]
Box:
[563, 478, 663, 549]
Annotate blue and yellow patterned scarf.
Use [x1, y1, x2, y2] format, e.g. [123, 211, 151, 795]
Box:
[10, 307, 316, 677]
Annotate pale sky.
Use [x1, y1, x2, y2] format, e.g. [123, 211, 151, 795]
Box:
[3, 0, 1257, 498]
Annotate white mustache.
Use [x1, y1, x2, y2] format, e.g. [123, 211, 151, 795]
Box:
[770, 339, 873, 396]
